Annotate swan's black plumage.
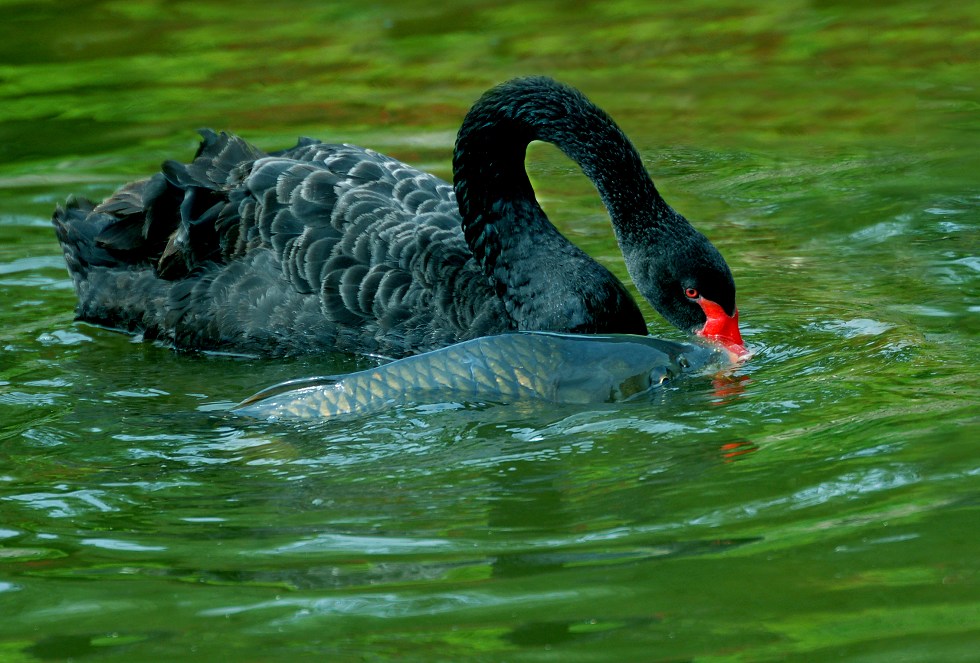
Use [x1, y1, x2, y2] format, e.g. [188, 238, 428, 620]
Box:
[53, 77, 736, 358]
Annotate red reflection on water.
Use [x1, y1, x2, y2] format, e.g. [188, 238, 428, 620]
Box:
[711, 373, 750, 403]
[720, 440, 759, 462]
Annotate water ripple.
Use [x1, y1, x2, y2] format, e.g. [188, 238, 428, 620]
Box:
[200, 589, 578, 620]
[80, 538, 167, 552]
[258, 533, 453, 556]
[5, 489, 120, 518]
[0, 391, 64, 407]
[790, 467, 921, 510]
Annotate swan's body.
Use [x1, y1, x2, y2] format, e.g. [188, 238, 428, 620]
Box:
[55, 136, 515, 356]
[234, 332, 729, 420]
[53, 77, 743, 358]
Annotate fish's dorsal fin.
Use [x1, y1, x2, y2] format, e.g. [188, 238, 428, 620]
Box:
[235, 375, 341, 408]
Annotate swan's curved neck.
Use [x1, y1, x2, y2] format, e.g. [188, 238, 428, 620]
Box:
[452, 77, 668, 272]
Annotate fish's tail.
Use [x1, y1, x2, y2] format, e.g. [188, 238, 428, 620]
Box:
[235, 370, 406, 420]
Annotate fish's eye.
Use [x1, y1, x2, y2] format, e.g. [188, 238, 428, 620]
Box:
[684, 287, 699, 299]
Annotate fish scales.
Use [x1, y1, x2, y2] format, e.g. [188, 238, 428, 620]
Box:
[428, 360, 456, 389]
[480, 344, 519, 397]
[367, 373, 387, 399]
[426, 347, 460, 392]
[234, 332, 731, 421]
[329, 389, 350, 416]
[486, 338, 542, 397]
[508, 336, 561, 396]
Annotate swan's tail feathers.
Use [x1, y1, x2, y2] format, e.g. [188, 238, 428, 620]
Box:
[52, 174, 182, 280]
[150, 130, 267, 278]
[52, 194, 175, 334]
[52, 196, 119, 283]
[163, 129, 266, 191]
[53, 130, 267, 285]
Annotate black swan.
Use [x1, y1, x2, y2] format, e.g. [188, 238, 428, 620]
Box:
[53, 77, 743, 358]
[235, 332, 730, 420]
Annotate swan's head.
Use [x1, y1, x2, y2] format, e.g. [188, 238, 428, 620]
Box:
[625, 221, 746, 357]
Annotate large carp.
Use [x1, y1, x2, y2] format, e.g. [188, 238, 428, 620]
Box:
[235, 332, 731, 421]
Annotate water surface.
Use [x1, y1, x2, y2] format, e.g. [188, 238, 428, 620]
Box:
[1, 1, 978, 660]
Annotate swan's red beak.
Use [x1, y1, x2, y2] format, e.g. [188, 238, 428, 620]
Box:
[696, 298, 747, 359]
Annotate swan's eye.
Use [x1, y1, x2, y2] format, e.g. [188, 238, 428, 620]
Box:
[684, 287, 699, 299]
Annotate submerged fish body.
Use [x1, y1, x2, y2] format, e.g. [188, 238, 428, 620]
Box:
[234, 332, 730, 421]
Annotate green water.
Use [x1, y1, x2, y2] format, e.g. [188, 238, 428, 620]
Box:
[1, 1, 978, 660]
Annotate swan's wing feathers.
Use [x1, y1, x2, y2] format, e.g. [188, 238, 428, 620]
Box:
[239, 148, 445, 333]
[338, 262, 370, 316]
[246, 158, 338, 224]
[357, 264, 392, 318]
[344, 156, 387, 182]
[401, 187, 440, 214]
[298, 168, 342, 211]
[55, 133, 507, 357]
[390, 169, 454, 212]
[275, 162, 322, 206]
[320, 254, 365, 325]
